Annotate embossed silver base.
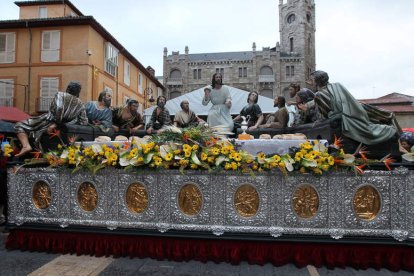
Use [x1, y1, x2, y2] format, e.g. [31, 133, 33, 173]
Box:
[7, 167, 414, 241]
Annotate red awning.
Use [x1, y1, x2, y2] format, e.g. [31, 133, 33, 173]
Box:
[0, 106, 31, 122]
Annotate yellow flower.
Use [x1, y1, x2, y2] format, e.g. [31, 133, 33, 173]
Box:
[299, 167, 306, 173]
[225, 163, 232, 170]
[231, 162, 238, 170]
[179, 159, 189, 166]
[272, 155, 281, 163]
[183, 144, 192, 152]
[164, 153, 173, 161]
[295, 152, 303, 162]
[190, 163, 198, 169]
[184, 150, 191, 158]
[233, 153, 242, 162]
[174, 149, 182, 155]
[210, 147, 220, 155]
[201, 152, 208, 161]
[257, 152, 266, 159]
[221, 147, 229, 155]
[207, 156, 215, 163]
[328, 156, 334, 166]
[192, 144, 199, 151]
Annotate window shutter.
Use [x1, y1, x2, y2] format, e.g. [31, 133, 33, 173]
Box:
[42, 31, 60, 62]
[40, 77, 59, 111]
[0, 33, 16, 63]
[6, 33, 15, 62]
[124, 62, 130, 86]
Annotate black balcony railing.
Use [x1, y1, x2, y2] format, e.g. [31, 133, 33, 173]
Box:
[0, 97, 14, 107]
[37, 97, 54, 112]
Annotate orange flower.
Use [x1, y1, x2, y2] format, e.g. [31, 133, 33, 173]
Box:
[49, 128, 60, 138]
[354, 164, 366, 175]
[123, 141, 131, 150]
[333, 135, 343, 149]
[31, 150, 42, 159]
[182, 133, 189, 142]
[68, 135, 78, 144]
[381, 156, 395, 171]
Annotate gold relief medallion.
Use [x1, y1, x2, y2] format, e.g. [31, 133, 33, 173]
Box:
[77, 182, 98, 212]
[234, 184, 260, 218]
[126, 182, 149, 213]
[178, 183, 203, 216]
[353, 185, 381, 221]
[32, 181, 52, 209]
[292, 184, 319, 219]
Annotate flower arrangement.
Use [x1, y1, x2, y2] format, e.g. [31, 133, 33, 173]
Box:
[2, 128, 399, 176]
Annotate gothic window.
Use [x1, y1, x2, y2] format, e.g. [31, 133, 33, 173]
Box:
[169, 69, 181, 80]
[193, 69, 201, 79]
[259, 66, 273, 76]
[307, 13, 311, 23]
[287, 14, 296, 24]
[170, 91, 181, 99]
[238, 67, 247, 78]
[290, 37, 294, 52]
[286, 66, 295, 77]
[124, 61, 130, 86]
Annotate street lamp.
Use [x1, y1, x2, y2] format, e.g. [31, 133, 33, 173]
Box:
[144, 87, 155, 109]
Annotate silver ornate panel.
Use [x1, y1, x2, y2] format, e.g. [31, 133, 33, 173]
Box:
[7, 167, 413, 241]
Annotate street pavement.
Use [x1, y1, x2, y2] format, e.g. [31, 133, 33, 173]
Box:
[0, 228, 412, 276]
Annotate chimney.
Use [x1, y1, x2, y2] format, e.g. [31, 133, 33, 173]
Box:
[146, 66, 155, 76]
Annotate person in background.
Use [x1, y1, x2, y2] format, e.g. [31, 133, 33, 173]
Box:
[146, 96, 172, 134]
[233, 91, 264, 131]
[112, 99, 144, 134]
[202, 73, 234, 131]
[259, 96, 288, 129]
[174, 100, 205, 128]
[85, 90, 113, 132]
[14, 81, 88, 157]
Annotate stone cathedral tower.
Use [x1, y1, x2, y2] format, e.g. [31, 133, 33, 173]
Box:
[279, 0, 316, 85]
[163, 0, 316, 101]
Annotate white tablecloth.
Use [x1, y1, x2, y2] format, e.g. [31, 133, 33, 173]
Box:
[234, 139, 328, 155]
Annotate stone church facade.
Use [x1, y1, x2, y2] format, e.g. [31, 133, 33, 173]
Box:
[163, 0, 315, 100]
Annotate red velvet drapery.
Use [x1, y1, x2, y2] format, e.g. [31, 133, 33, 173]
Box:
[5, 229, 414, 272]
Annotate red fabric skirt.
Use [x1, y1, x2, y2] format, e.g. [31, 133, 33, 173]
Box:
[6, 229, 414, 272]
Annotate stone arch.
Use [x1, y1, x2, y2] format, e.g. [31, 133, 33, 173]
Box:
[260, 66, 273, 76]
[169, 69, 181, 79]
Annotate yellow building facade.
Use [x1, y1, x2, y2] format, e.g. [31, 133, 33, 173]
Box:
[0, 0, 163, 116]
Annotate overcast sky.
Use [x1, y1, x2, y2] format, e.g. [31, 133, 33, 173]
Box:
[1, 0, 413, 99]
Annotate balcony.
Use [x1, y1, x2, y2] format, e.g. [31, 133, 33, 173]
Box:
[0, 97, 14, 107]
[166, 78, 183, 86]
[258, 75, 275, 83]
[37, 97, 54, 112]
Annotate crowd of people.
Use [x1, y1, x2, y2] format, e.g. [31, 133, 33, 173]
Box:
[13, 70, 405, 157]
